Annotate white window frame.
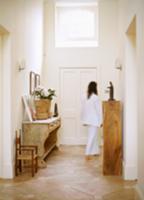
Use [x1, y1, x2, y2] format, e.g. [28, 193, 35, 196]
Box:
[55, 2, 99, 48]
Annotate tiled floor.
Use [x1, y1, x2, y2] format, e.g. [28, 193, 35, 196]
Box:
[0, 146, 141, 200]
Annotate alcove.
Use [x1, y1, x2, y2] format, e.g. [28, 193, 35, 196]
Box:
[0, 24, 12, 178]
[123, 16, 137, 180]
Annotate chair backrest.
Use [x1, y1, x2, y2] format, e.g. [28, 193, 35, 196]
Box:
[15, 130, 22, 150]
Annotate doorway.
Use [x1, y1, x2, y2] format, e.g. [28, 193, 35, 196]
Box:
[60, 67, 98, 145]
[123, 16, 137, 180]
[0, 25, 12, 178]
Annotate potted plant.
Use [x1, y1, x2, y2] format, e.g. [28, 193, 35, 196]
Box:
[33, 86, 56, 120]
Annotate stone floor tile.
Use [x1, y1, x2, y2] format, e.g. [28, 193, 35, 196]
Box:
[0, 146, 141, 200]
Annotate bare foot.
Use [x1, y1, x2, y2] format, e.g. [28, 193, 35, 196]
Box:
[93, 154, 100, 157]
[85, 155, 93, 161]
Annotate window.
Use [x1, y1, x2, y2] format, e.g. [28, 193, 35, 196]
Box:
[55, 2, 99, 47]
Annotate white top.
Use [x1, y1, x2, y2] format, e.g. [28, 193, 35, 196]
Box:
[81, 94, 102, 127]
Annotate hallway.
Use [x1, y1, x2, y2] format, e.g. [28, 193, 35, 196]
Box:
[0, 146, 140, 200]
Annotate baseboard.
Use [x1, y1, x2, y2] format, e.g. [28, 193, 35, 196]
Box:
[123, 161, 137, 180]
[136, 184, 144, 200]
[1, 163, 14, 179]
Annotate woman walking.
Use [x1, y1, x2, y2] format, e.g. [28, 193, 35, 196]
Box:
[81, 81, 103, 160]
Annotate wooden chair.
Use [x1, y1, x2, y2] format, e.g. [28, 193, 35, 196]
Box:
[15, 129, 38, 177]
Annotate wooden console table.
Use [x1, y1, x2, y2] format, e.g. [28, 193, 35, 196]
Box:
[22, 117, 61, 167]
[103, 101, 122, 175]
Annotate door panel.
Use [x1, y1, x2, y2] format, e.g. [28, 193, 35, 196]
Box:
[62, 117, 77, 143]
[60, 68, 97, 144]
[62, 71, 77, 109]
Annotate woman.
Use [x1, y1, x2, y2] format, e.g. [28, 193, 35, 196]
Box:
[81, 81, 103, 160]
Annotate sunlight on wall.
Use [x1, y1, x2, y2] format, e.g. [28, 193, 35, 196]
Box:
[55, 2, 98, 47]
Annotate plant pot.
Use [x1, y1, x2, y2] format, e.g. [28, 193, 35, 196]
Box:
[34, 99, 51, 120]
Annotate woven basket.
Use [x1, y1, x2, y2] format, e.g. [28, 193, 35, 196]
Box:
[34, 99, 51, 120]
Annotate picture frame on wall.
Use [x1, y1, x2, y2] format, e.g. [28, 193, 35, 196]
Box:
[22, 95, 33, 122]
[35, 73, 40, 88]
[30, 71, 35, 95]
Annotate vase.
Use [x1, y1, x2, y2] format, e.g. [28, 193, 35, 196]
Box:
[34, 99, 51, 120]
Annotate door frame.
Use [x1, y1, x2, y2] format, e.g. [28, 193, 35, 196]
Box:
[59, 66, 101, 145]
[123, 16, 138, 180]
[0, 25, 13, 178]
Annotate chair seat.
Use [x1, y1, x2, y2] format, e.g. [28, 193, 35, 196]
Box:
[17, 154, 38, 160]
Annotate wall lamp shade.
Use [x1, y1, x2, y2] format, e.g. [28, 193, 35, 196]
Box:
[18, 59, 26, 71]
[115, 59, 122, 70]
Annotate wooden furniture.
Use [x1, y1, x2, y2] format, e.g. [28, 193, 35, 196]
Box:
[34, 99, 51, 120]
[15, 130, 38, 177]
[22, 117, 61, 167]
[103, 101, 122, 175]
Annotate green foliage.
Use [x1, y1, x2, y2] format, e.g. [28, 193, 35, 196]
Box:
[33, 86, 56, 100]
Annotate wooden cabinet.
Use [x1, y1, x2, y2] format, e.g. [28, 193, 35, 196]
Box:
[103, 101, 122, 175]
[22, 117, 61, 167]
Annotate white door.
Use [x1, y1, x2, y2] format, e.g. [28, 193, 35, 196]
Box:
[60, 68, 97, 145]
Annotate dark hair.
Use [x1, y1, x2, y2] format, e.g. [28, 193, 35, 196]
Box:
[87, 81, 98, 98]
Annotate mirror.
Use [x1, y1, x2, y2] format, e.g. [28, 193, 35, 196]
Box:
[29, 71, 35, 95]
[35, 73, 40, 88]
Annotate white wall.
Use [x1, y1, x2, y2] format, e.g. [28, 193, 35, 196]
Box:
[0, 0, 15, 178]
[42, 0, 121, 101]
[136, 0, 144, 198]
[0, 34, 2, 177]
[2, 33, 12, 178]
[13, 0, 43, 131]
[123, 32, 137, 180]
[0, 0, 43, 178]
[118, 0, 144, 197]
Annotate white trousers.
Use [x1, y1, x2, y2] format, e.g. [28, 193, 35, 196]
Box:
[85, 125, 100, 155]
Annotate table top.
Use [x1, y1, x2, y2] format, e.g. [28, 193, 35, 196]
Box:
[22, 117, 60, 124]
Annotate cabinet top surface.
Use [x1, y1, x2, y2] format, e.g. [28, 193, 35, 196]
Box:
[103, 100, 121, 103]
[22, 117, 60, 124]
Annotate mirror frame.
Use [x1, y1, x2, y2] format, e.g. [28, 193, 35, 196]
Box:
[29, 71, 35, 95]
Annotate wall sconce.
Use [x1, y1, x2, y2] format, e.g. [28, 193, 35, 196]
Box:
[115, 59, 122, 70]
[17, 59, 26, 71]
